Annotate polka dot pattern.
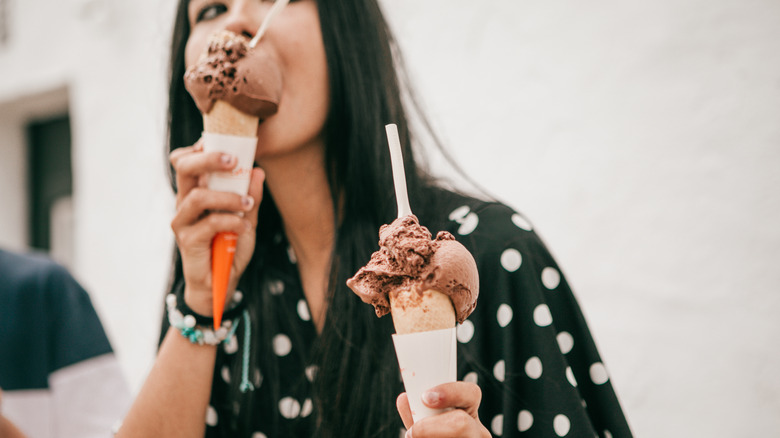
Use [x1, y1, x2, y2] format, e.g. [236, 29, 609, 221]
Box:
[493, 360, 506, 382]
[203, 200, 631, 437]
[448, 205, 480, 235]
[305, 365, 318, 382]
[273, 334, 292, 357]
[297, 299, 311, 321]
[542, 267, 561, 289]
[491, 414, 504, 436]
[500, 248, 523, 272]
[590, 362, 609, 385]
[279, 397, 301, 419]
[206, 405, 218, 427]
[301, 398, 313, 417]
[554, 414, 571, 436]
[448, 205, 471, 221]
[557, 331, 574, 354]
[457, 320, 475, 343]
[497, 304, 513, 327]
[518, 410, 533, 432]
[287, 246, 297, 264]
[533, 304, 553, 327]
[457, 212, 479, 235]
[268, 279, 285, 295]
[511, 213, 533, 231]
[566, 367, 577, 387]
[524, 356, 543, 379]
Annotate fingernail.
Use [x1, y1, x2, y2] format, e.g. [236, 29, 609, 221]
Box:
[221, 154, 235, 165]
[405, 428, 413, 438]
[241, 195, 254, 210]
[422, 390, 440, 406]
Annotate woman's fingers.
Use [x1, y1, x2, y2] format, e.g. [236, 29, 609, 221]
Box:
[405, 408, 490, 438]
[421, 382, 482, 417]
[401, 383, 489, 438]
[175, 212, 251, 251]
[396, 393, 414, 430]
[169, 142, 202, 198]
[177, 152, 236, 180]
[168, 143, 198, 167]
[170, 142, 238, 203]
[170, 188, 255, 231]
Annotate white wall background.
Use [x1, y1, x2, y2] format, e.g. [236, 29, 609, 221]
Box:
[1, 0, 778, 437]
[0, 0, 178, 411]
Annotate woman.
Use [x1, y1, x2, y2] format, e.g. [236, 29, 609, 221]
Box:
[119, 0, 632, 437]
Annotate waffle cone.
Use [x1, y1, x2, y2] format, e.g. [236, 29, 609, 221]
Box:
[203, 100, 259, 136]
[390, 288, 456, 335]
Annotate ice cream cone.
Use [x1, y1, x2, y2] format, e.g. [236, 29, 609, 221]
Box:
[202, 101, 259, 329]
[389, 288, 456, 335]
[348, 125, 479, 424]
[184, 28, 281, 330]
[389, 288, 458, 423]
[204, 100, 259, 136]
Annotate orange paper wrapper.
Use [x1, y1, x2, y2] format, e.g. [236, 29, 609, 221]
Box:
[211, 232, 238, 329]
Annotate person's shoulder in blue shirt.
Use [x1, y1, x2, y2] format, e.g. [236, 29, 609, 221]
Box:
[0, 248, 130, 438]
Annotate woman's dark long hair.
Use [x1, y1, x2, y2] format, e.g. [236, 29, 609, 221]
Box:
[165, 1, 469, 437]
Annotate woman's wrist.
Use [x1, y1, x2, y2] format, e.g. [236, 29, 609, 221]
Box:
[166, 292, 244, 346]
[173, 280, 247, 326]
[182, 286, 213, 317]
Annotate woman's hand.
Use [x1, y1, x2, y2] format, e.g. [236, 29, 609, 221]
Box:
[396, 382, 491, 438]
[169, 139, 265, 315]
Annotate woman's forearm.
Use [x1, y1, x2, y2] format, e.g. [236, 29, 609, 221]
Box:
[116, 328, 217, 438]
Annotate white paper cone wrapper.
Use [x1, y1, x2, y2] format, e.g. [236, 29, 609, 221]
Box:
[202, 132, 258, 195]
[392, 327, 457, 423]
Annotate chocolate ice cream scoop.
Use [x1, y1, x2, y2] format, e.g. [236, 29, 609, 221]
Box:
[347, 215, 479, 324]
[184, 31, 282, 118]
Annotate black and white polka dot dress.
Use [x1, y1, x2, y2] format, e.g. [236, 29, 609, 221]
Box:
[203, 200, 633, 437]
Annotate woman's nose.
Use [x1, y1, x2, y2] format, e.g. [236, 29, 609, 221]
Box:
[223, 1, 269, 40]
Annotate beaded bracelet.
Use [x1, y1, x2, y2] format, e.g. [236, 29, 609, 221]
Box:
[172, 281, 247, 326]
[165, 288, 256, 393]
[166, 293, 241, 345]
